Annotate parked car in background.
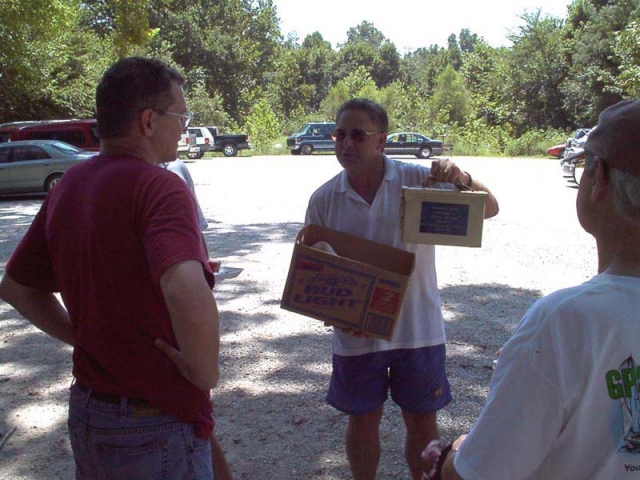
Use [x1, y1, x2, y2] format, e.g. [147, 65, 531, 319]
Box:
[178, 132, 197, 158]
[385, 132, 445, 159]
[187, 126, 215, 159]
[0, 140, 94, 195]
[286, 122, 336, 155]
[547, 144, 566, 159]
[205, 126, 251, 157]
[567, 127, 593, 149]
[0, 119, 100, 152]
[560, 147, 586, 185]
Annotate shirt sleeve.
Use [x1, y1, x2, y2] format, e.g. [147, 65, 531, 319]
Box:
[454, 308, 566, 479]
[5, 200, 57, 292]
[138, 173, 214, 289]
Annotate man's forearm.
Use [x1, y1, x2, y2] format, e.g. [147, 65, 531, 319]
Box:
[161, 260, 220, 390]
[0, 274, 73, 346]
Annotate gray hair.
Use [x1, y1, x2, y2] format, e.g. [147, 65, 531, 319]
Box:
[586, 155, 640, 222]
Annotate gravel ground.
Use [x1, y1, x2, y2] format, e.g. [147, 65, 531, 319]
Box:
[0, 155, 597, 479]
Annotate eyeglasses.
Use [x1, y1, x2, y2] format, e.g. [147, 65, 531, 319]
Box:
[331, 128, 381, 143]
[156, 110, 195, 128]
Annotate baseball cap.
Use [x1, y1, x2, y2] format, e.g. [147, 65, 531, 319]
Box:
[585, 99, 640, 177]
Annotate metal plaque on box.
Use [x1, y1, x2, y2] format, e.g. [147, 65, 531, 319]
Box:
[401, 187, 488, 247]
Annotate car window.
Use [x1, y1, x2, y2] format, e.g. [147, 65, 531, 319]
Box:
[50, 142, 83, 155]
[189, 128, 203, 138]
[12, 146, 50, 162]
[0, 147, 10, 163]
[26, 129, 87, 147]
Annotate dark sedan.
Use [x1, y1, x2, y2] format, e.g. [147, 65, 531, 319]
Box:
[0, 140, 94, 195]
[385, 132, 445, 159]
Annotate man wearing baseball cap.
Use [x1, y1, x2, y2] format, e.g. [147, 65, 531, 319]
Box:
[423, 99, 640, 479]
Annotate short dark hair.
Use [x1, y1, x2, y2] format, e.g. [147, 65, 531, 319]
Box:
[96, 57, 185, 139]
[336, 98, 388, 133]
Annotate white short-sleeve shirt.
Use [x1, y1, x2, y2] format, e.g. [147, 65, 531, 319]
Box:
[305, 155, 446, 356]
[455, 274, 640, 479]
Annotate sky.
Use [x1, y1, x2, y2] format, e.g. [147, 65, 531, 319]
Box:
[272, 0, 572, 52]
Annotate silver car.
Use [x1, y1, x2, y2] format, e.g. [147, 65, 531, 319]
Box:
[0, 140, 94, 195]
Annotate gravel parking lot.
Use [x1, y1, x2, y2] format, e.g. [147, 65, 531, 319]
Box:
[0, 154, 597, 479]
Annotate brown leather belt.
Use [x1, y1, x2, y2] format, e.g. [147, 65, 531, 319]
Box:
[75, 381, 164, 418]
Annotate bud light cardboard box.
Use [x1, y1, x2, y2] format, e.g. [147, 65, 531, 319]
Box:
[401, 187, 488, 247]
[281, 225, 415, 340]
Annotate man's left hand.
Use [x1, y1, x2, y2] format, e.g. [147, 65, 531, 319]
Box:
[422, 159, 469, 187]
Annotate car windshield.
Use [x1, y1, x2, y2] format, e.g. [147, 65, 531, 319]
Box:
[50, 142, 83, 155]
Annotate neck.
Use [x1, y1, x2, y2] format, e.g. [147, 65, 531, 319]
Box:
[597, 227, 640, 278]
[100, 138, 155, 164]
[347, 154, 385, 189]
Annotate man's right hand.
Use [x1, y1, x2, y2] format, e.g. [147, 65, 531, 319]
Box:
[154, 338, 208, 391]
[336, 326, 372, 338]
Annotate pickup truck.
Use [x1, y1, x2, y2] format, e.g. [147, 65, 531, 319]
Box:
[205, 126, 251, 157]
[178, 132, 197, 157]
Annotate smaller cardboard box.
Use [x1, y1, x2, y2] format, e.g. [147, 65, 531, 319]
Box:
[401, 187, 488, 247]
[281, 225, 415, 340]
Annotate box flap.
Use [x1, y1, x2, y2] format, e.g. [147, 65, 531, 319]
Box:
[299, 224, 414, 276]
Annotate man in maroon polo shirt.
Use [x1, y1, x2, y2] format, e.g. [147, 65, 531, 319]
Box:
[0, 57, 220, 478]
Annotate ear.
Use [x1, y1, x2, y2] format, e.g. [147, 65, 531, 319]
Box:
[590, 157, 610, 202]
[140, 108, 155, 138]
[376, 132, 386, 152]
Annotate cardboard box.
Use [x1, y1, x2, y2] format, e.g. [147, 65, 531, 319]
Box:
[281, 225, 415, 340]
[401, 187, 488, 247]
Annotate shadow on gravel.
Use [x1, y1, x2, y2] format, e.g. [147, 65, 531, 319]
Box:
[437, 282, 544, 440]
[0, 218, 549, 479]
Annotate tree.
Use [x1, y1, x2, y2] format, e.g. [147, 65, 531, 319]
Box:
[319, 66, 378, 120]
[429, 65, 471, 126]
[561, 0, 639, 126]
[0, 0, 106, 121]
[614, 20, 640, 97]
[335, 21, 401, 88]
[149, 0, 282, 124]
[507, 9, 567, 133]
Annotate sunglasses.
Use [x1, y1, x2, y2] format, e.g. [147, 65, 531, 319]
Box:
[331, 128, 382, 143]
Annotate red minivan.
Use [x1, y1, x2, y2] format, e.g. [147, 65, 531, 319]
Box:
[0, 119, 100, 152]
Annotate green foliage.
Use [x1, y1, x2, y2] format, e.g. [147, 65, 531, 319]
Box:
[507, 9, 567, 133]
[614, 20, 640, 97]
[244, 98, 282, 154]
[429, 65, 471, 126]
[112, 0, 153, 58]
[3, 0, 640, 158]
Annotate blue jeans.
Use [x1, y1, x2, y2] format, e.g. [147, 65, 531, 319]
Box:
[67, 382, 212, 479]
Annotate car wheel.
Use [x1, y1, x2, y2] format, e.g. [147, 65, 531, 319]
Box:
[301, 144, 313, 155]
[418, 147, 432, 159]
[187, 151, 204, 159]
[45, 173, 63, 192]
[557, 148, 566, 159]
[222, 143, 237, 157]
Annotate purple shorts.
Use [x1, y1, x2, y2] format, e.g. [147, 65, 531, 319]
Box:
[327, 345, 452, 416]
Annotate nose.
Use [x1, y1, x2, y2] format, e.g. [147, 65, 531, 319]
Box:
[342, 131, 357, 147]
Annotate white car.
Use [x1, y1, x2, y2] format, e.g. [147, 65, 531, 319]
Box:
[187, 127, 215, 159]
